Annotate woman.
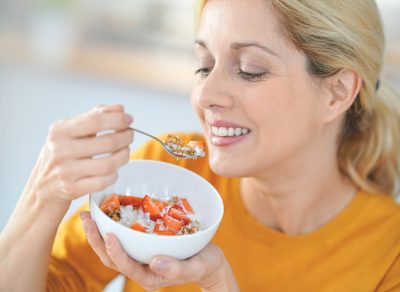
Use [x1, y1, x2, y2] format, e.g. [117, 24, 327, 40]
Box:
[1, 0, 400, 291]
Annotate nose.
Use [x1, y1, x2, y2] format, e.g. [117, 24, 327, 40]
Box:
[192, 67, 235, 112]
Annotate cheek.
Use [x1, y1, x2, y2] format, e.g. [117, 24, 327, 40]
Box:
[254, 82, 321, 163]
[190, 89, 203, 121]
[190, 89, 209, 142]
[242, 83, 320, 172]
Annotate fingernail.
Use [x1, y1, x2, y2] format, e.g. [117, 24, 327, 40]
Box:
[152, 259, 169, 271]
[125, 114, 133, 124]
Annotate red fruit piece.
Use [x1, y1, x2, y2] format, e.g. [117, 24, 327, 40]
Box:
[156, 230, 176, 236]
[169, 207, 190, 225]
[153, 223, 161, 233]
[162, 214, 183, 233]
[154, 200, 166, 212]
[100, 193, 120, 214]
[142, 195, 161, 220]
[153, 223, 177, 236]
[181, 198, 194, 213]
[131, 222, 147, 233]
[118, 195, 143, 207]
[171, 203, 183, 211]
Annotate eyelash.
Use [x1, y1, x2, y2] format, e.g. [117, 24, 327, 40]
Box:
[194, 68, 268, 82]
[237, 69, 268, 82]
[194, 68, 212, 78]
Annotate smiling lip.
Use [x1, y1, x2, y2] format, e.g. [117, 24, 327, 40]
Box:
[207, 120, 251, 147]
[210, 134, 250, 146]
[208, 120, 248, 128]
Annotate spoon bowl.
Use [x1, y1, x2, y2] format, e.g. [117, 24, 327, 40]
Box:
[131, 128, 205, 160]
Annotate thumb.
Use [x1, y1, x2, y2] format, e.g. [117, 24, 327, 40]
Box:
[149, 256, 204, 282]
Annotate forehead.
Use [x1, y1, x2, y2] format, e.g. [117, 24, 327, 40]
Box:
[197, 0, 283, 44]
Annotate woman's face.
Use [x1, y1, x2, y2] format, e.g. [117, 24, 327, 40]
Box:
[191, 0, 327, 178]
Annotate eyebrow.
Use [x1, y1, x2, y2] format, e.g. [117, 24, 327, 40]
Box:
[194, 39, 279, 57]
[231, 42, 279, 57]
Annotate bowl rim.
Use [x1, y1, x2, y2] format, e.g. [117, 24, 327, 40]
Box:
[90, 159, 224, 239]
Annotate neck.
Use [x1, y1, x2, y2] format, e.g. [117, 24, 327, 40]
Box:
[240, 151, 358, 236]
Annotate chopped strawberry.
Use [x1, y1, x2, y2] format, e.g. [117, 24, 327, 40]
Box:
[171, 203, 183, 211]
[154, 200, 166, 212]
[181, 198, 194, 213]
[142, 195, 161, 220]
[153, 223, 162, 233]
[118, 195, 143, 207]
[162, 214, 183, 233]
[188, 141, 205, 149]
[169, 207, 191, 225]
[153, 223, 177, 235]
[131, 222, 147, 233]
[100, 193, 120, 214]
[155, 230, 176, 236]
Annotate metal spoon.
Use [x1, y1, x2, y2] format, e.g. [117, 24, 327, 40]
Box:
[130, 127, 204, 159]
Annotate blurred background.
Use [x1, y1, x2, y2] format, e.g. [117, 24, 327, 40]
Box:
[0, 0, 399, 291]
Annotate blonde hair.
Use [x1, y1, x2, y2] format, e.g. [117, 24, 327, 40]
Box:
[198, 0, 400, 197]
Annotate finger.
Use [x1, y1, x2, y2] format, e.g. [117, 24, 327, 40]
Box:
[80, 211, 117, 269]
[64, 111, 133, 138]
[64, 147, 130, 179]
[74, 172, 118, 195]
[72, 129, 133, 159]
[104, 233, 166, 290]
[47, 105, 128, 140]
[149, 244, 223, 283]
[84, 146, 130, 176]
[149, 256, 203, 283]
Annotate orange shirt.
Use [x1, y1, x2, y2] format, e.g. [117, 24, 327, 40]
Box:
[49, 133, 400, 291]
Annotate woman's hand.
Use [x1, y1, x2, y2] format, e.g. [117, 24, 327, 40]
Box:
[80, 211, 240, 292]
[0, 104, 134, 292]
[27, 104, 133, 207]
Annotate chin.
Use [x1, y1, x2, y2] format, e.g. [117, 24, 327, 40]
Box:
[208, 153, 250, 178]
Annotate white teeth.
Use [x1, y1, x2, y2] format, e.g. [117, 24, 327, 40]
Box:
[234, 128, 242, 136]
[211, 126, 250, 137]
[218, 127, 228, 136]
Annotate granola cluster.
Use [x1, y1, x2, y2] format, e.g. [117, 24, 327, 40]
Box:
[163, 134, 205, 158]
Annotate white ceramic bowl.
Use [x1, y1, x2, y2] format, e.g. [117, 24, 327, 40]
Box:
[90, 160, 224, 264]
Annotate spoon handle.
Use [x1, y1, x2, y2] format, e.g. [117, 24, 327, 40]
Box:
[130, 127, 164, 144]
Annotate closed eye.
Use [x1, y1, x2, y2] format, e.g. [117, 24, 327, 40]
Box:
[237, 69, 268, 82]
[194, 68, 213, 78]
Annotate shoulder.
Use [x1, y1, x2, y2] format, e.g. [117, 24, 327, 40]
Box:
[358, 191, 400, 232]
[360, 191, 400, 218]
[344, 192, 400, 290]
[358, 191, 400, 257]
